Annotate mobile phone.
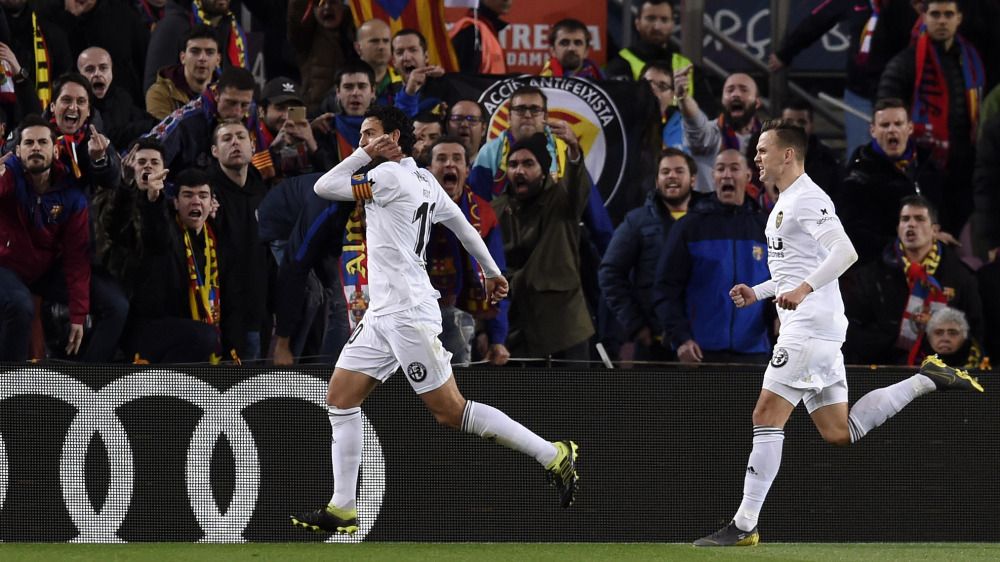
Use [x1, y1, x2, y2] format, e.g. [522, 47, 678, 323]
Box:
[287, 106, 306, 122]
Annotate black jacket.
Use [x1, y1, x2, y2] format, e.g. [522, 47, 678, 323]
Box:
[775, 0, 916, 99]
[972, 114, 1000, 250]
[838, 143, 944, 264]
[94, 86, 156, 150]
[210, 164, 271, 354]
[842, 242, 983, 365]
[599, 190, 685, 338]
[805, 134, 842, 199]
[451, 5, 507, 74]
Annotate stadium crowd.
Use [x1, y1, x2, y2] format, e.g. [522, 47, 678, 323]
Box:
[0, 0, 997, 371]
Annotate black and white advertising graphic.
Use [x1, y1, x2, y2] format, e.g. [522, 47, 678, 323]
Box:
[0, 365, 997, 542]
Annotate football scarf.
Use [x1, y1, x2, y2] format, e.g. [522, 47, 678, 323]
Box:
[192, 0, 248, 69]
[896, 239, 948, 365]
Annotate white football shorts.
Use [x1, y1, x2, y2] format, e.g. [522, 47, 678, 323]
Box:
[336, 298, 454, 394]
[763, 334, 848, 413]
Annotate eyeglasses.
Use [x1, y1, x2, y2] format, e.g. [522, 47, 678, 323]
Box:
[448, 114, 483, 124]
[510, 105, 545, 116]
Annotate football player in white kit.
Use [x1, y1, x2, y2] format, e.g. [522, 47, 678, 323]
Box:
[290, 106, 579, 535]
[694, 120, 983, 547]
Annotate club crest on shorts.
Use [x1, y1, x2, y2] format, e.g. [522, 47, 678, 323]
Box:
[406, 362, 427, 382]
[770, 348, 789, 368]
[775, 211, 783, 229]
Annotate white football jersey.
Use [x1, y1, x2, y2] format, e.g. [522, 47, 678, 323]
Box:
[356, 157, 466, 316]
[765, 173, 849, 342]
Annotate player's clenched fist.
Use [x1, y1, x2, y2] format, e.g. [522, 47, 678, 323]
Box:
[729, 284, 756, 308]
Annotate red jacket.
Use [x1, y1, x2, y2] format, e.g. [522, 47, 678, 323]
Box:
[0, 157, 90, 323]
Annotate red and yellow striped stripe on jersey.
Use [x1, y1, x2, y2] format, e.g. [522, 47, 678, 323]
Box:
[352, 173, 374, 202]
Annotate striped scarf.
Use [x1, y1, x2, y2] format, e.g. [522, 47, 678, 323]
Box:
[52, 119, 87, 179]
[192, 0, 248, 69]
[911, 27, 984, 167]
[855, 0, 880, 66]
[32, 12, 52, 108]
[896, 240, 948, 365]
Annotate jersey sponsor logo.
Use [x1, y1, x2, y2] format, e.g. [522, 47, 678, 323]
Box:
[767, 237, 784, 258]
[770, 347, 789, 368]
[406, 362, 428, 382]
[478, 75, 627, 207]
[775, 211, 783, 229]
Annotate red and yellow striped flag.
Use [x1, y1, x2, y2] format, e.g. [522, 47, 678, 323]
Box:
[348, 0, 460, 72]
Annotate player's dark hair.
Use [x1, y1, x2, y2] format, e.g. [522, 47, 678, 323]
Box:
[17, 114, 59, 142]
[899, 194, 939, 224]
[660, 147, 696, 176]
[53, 72, 97, 110]
[548, 18, 591, 46]
[128, 136, 166, 159]
[510, 86, 547, 110]
[184, 24, 219, 52]
[217, 67, 257, 95]
[364, 105, 416, 156]
[335, 60, 376, 89]
[761, 119, 808, 162]
[174, 168, 213, 193]
[429, 135, 471, 166]
[873, 97, 910, 117]
[392, 28, 428, 51]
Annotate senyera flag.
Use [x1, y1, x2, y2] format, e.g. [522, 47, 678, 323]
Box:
[348, 0, 460, 72]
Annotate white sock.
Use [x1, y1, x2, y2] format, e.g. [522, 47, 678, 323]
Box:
[733, 426, 784, 532]
[327, 405, 362, 510]
[847, 374, 936, 443]
[461, 400, 558, 466]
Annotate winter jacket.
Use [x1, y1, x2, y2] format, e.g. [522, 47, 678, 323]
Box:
[842, 242, 983, 365]
[94, 86, 156, 150]
[287, 0, 353, 115]
[145, 64, 198, 120]
[973, 114, 1000, 250]
[838, 142, 944, 264]
[653, 194, 770, 353]
[0, 157, 90, 323]
[599, 190, 685, 338]
[491, 158, 594, 357]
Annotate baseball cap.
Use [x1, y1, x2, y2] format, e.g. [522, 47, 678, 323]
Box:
[261, 77, 305, 105]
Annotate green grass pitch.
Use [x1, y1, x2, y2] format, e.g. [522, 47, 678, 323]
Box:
[1, 543, 999, 561]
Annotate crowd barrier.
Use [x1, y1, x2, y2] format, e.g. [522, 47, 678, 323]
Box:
[0, 363, 996, 543]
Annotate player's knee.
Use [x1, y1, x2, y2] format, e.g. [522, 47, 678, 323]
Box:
[821, 428, 851, 447]
[431, 408, 463, 429]
[751, 405, 780, 427]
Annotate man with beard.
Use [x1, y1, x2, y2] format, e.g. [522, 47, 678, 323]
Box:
[678, 71, 763, 194]
[144, 0, 247, 92]
[412, 112, 443, 167]
[426, 136, 509, 366]
[842, 195, 981, 365]
[391, 29, 447, 118]
[653, 149, 771, 364]
[446, 99, 488, 157]
[145, 24, 220, 120]
[491, 132, 594, 360]
[314, 61, 377, 170]
[838, 98, 948, 264]
[878, 1, 983, 237]
[539, 18, 603, 80]
[77, 47, 154, 150]
[0, 115, 89, 361]
[208, 120, 270, 361]
[600, 148, 696, 363]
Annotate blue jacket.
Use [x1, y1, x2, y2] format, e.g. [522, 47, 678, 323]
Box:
[599, 190, 684, 337]
[653, 194, 771, 353]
